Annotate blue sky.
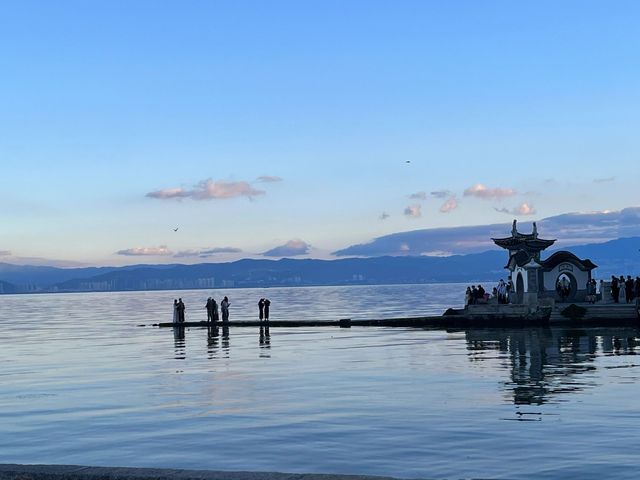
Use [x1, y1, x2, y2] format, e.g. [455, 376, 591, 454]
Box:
[1, 1, 639, 266]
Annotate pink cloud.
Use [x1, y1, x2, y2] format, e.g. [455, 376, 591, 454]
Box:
[463, 183, 516, 200]
[263, 239, 311, 257]
[147, 179, 265, 201]
[495, 202, 537, 216]
[404, 204, 422, 218]
[146, 188, 190, 199]
[440, 197, 458, 213]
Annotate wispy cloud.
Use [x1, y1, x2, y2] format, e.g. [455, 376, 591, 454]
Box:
[593, 176, 615, 183]
[421, 250, 453, 257]
[257, 175, 283, 183]
[404, 204, 422, 218]
[379, 212, 390, 220]
[263, 239, 311, 257]
[116, 245, 173, 256]
[409, 191, 427, 200]
[431, 190, 452, 199]
[495, 202, 537, 216]
[440, 197, 458, 213]
[174, 247, 243, 258]
[147, 179, 265, 200]
[0, 256, 87, 267]
[0, 250, 11, 256]
[463, 183, 516, 200]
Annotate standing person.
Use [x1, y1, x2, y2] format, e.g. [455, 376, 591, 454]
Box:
[173, 299, 179, 324]
[206, 297, 213, 323]
[497, 279, 506, 304]
[611, 275, 619, 303]
[264, 298, 271, 321]
[619, 279, 627, 304]
[464, 287, 471, 306]
[177, 298, 186, 323]
[212, 298, 219, 323]
[477, 285, 485, 303]
[221, 296, 230, 323]
[258, 298, 265, 321]
[626, 276, 634, 303]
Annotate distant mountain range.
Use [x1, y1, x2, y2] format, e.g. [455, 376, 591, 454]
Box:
[1, 237, 639, 294]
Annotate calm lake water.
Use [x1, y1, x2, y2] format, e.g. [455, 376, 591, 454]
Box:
[2, 284, 640, 479]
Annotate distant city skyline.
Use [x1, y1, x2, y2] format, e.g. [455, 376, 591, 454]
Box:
[1, 1, 640, 266]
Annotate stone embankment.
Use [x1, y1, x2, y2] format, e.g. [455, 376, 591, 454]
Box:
[0, 465, 407, 480]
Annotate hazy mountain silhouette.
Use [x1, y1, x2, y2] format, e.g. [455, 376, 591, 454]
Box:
[0, 237, 638, 293]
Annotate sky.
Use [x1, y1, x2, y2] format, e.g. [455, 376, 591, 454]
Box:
[1, 0, 640, 266]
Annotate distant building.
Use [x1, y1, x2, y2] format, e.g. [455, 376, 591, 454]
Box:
[492, 220, 597, 303]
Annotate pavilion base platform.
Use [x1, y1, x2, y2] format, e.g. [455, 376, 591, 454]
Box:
[548, 302, 639, 324]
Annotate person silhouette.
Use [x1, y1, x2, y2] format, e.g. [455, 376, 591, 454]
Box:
[264, 298, 271, 321]
[211, 298, 219, 323]
[172, 299, 179, 323]
[221, 296, 230, 323]
[205, 297, 213, 322]
[258, 298, 265, 321]
[177, 298, 185, 322]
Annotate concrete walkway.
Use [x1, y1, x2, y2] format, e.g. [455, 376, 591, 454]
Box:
[0, 465, 416, 480]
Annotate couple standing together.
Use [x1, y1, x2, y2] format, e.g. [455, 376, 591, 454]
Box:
[258, 298, 271, 321]
[206, 296, 230, 322]
[173, 298, 185, 323]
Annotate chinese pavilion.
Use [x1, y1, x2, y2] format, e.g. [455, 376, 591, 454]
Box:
[492, 220, 597, 303]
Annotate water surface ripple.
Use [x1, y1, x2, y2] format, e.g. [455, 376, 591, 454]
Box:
[2, 284, 640, 479]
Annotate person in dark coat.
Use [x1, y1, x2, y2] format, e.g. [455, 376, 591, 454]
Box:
[611, 276, 619, 303]
[177, 298, 186, 322]
[211, 298, 219, 322]
[264, 298, 271, 321]
[258, 298, 265, 321]
[625, 276, 634, 303]
[206, 297, 213, 322]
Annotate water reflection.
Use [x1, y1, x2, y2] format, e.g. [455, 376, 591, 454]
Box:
[173, 325, 186, 359]
[259, 325, 271, 357]
[207, 325, 219, 359]
[221, 325, 230, 355]
[465, 327, 640, 405]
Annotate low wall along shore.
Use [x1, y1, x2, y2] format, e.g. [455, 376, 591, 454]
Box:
[0, 465, 410, 480]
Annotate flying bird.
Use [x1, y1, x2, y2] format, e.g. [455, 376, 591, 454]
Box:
[173, 227, 179, 232]
[405, 160, 411, 164]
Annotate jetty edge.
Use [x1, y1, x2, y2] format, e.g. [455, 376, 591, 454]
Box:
[154, 304, 552, 329]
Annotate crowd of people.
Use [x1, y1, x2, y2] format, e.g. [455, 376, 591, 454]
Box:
[610, 275, 640, 304]
[172, 295, 271, 324]
[465, 279, 513, 306]
[463, 274, 640, 307]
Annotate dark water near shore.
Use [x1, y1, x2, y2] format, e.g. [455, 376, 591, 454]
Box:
[2, 284, 640, 479]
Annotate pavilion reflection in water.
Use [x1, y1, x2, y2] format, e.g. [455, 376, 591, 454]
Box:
[465, 327, 640, 405]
